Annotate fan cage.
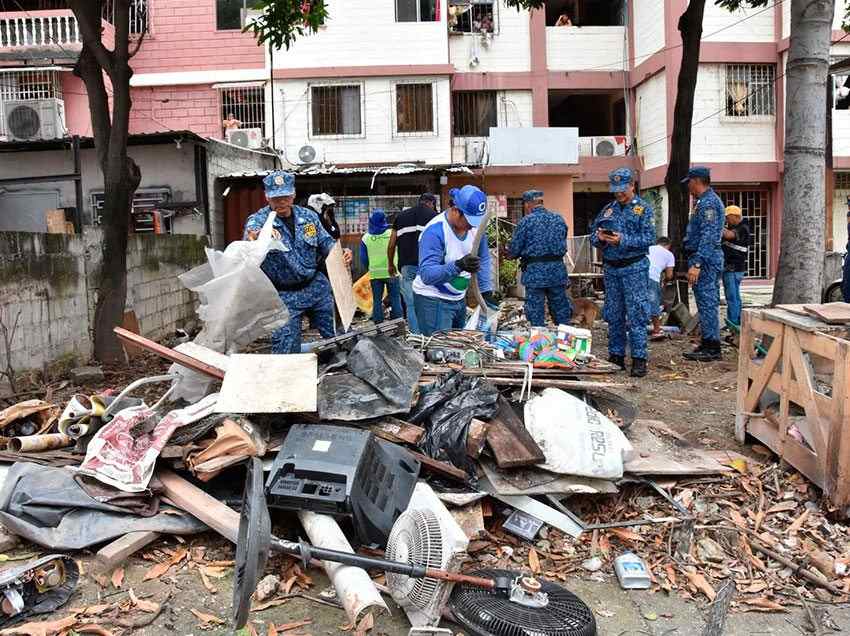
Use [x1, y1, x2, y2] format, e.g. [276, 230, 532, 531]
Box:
[385, 508, 446, 609]
[449, 569, 597, 636]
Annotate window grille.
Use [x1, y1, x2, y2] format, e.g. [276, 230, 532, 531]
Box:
[835, 172, 850, 190]
[218, 84, 266, 137]
[725, 64, 775, 118]
[0, 70, 62, 138]
[396, 0, 438, 22]
[310, 84, 363, 137]
[453, 91, 497, 137]
[101, 0, 148, 34]
[448, 0, 496, 34]
[717, 189, 770, 279]
[396, 83, 434, 134]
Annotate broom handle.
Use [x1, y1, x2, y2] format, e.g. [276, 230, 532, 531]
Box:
[423, 568, 497, 589]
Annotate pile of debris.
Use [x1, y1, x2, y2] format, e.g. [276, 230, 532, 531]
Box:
[0, 314, 844, 636]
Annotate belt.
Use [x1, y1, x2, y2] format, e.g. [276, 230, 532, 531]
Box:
[277, 273, 317, 292]
[521, 254, 563, 270]
[603, 254, 646, 269]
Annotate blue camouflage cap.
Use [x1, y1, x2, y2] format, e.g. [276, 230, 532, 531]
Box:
[681, 166, 710, 183]
[263, 171, 295, 198]
[522, 189, 544, 203]
[454, 185, 488, 227]
[608, 168, 634, 193]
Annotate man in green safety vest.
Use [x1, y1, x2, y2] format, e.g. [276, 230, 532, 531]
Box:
[360, 209, 403, 323]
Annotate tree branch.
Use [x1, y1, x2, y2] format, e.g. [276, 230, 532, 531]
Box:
[67, 0, 115, 75]
[74, 45, 112, 171]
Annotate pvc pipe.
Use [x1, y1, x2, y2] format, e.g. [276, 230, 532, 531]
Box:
[297, 511, 388, 624]
[9, 433, 73, 452]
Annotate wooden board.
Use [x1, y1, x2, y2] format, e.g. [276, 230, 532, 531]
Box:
[214, 353, 317, 414]
[159, 469, 239, 543]
[96, 531, 160, 572]
[485, 396, 546, 468]
[369, 418, 424, 446]
[120, 312, 143, 359]
[325, 241, 357, 331]
[408, 450, 468, 483]
[624, 420, 732, 476]
[450, 502, 485, 539]
[802, 302, 850, 325]
[775, 304, 810, 317]
[761, 308, 829, 333]
[480, 460, 617, 496]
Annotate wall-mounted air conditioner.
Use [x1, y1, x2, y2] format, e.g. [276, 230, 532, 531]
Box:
[465, 138, 486, 165]
[3, 98, 66, 141]
[592, 136, 627, 157]
[226, 127, 263, 149]
[577, 137, 594, 157]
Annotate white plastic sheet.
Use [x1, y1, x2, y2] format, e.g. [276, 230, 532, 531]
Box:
[524, 388, 634, 479]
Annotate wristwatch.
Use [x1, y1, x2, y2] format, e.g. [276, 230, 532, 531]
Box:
[693, 263, 701, 269]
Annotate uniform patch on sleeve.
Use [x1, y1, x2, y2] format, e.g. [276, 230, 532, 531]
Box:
[603, 209, 613, 219]
[704, 208, 716, 222]
[303, 223, 317, 238]
[633, 205, 645, 216]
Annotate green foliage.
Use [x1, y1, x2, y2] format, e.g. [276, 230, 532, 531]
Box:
[246, 0, 328, 49]
[499, 257, 519, 290]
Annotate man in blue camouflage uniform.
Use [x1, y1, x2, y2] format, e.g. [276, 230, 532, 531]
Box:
[244, 171, 352, 354]
[681, 167, 725, 362]
[508, 189, 572, 326]
[590, 168, 655, 378]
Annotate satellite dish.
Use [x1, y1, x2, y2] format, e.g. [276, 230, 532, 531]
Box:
[298, 145, 317, 164]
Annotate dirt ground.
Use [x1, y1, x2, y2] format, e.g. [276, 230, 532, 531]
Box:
[4, 320, 850, 635]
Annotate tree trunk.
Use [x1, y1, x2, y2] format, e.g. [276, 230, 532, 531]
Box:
[70, 0, 141, 362]
[664, 0, 706, 268]
[772, 0, 834, 304]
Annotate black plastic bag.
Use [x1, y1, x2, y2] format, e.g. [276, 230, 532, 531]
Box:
[410, 371, 499, 478]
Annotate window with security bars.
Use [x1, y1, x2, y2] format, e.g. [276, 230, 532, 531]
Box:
[453, 91, 497, 137]
[396, 0, 438, 22]
[507, 197, 523, 223]
[396, 83, 435, 134]
[101, 0, 148, 34]
[725, 64, 775, 118]
[717, 189, 770, 279]
[835, 172, 850, 190]
[448, 0, 496, 33]
[218, 85, 266, 137]
[311, 84, 362, 137]
[0, 70, 62, 138]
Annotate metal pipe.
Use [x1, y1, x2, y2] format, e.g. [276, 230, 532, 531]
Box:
[8, 433, 73, 453]
[296, 511, 388, 625]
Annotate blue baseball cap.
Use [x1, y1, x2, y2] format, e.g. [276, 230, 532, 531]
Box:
[681, 166, 710, 183]
[608, 168, 634, 193]
[522, 189, 544, 203]
[263, 171, 295, 198]
[454, 185, 488, 227]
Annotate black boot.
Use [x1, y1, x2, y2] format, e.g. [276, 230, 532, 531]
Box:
[630, 358, 647, 378]
[608, 354, 626, 370]
[683, 339, 707, 360]
[684, 340, 722, 362]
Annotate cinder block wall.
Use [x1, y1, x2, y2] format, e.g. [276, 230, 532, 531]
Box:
[0, 230, 207, 375]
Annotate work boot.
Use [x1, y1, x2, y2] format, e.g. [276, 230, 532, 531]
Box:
[608, 354, 626, 370]
[684, 340, 722, 362]
[683, 339, 706, 360]
[630, 358, 647, 378]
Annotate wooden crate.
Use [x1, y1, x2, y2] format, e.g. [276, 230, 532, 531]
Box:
[735, 308, 850, 509]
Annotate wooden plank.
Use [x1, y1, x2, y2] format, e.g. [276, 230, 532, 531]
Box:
[485, 396, 545, 468]
[623, 420, 731, 476]
[761, 308, 829, 332]
[96, 531, 160, 572]
[215, 354, 318, 414]
[802, 302, 850, 325]
[826, 340, 850, 505]
[796, 329, 840, 360]
[749, 314, 784, 338]
[159, 469, 239, 543]
[450, 502, 485, 539]
[408, 450, 468, 483]
[113, 327, 225, 380]
[785, 329, 828, 459]
[742, 329, 783, 414]
[369, 418, 425, 446]
[325, 241, 357, 331]
[466, 419, 489, 458]
[775, 304, 811, 317]
[120, 311, 143, 359]
[736, 310, 756, 442]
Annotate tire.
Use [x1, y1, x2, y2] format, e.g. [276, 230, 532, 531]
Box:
[823, 282, 844, 304]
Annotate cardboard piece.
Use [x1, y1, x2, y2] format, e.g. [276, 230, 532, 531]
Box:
[480, 460, 618, 496]
[325, 242, 357, 331]
[802, 302, 850, 325]
[215, 354, 318, 414]
[624, 420, 732, 476]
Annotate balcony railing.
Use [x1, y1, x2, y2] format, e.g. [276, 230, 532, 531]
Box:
[546, 26, 626, 72]
[0, 12, 81, 49]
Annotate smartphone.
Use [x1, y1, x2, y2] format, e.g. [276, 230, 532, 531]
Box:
[601, 229, 616, 236]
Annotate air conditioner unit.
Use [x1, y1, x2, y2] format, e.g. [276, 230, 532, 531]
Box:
[577, 136, 594, 157]
[226, 127, 263, 149]
[3, 99, 66, 141]
[593, 135, 627, 157]
[465, 138, 486, 165]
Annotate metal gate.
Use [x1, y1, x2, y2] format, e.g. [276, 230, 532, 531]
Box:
[717, 189, 770, 279]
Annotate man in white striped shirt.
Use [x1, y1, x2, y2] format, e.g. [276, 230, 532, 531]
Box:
[388, 193, 437, 334]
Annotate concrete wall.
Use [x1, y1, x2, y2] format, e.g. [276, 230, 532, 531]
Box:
[702, 3, 775, 42]
[450, 2, 530, 72]
[546, 26, 626, 71]
[633, 0, 665, 62]
[690, 64, 776, 163]
[205, 138, 277, 249]
[450, 89, 534, 163]
[130, 84, 223, 139]
[272, 0, 448, 69]
[276, 76, 452, 166]
[0, 229, 206, 374]
[635, 72, 667, 170]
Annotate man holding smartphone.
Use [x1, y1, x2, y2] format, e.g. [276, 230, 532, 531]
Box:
[590, 168, 656, 378]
